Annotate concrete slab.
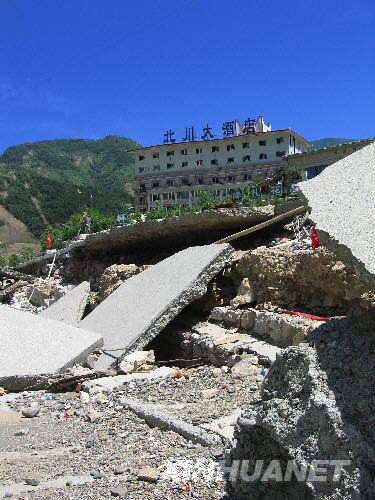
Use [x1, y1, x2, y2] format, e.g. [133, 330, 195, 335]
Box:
[82, 366, 176, 392]
[299, 142, 375, 286]
[40, 281, 90, 326]
[81, 244, 233, 368]
[201, 409, 242, 442]
[192, 322, 281, 364]
[0, 305, 103, 391]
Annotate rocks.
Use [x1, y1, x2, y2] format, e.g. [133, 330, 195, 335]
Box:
[137, 467, 159, 482]
[21, 407, 40, 418]
[24, 478, 40, 486]
[110, 487, 128, 497]
[0, 305, 103, 391]
[231, 312, 375, 499]
[98, 264, 142, 301]
[233, 245, 375, 312]
[201, 388, 218, 399]
[85, 408, 101, 423]
[118, 350, 155, 374]
[81, 244, 234, 369]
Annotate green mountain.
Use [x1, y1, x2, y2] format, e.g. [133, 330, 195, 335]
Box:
[0, 136, 139, 236]
[308, 138, 354, 150]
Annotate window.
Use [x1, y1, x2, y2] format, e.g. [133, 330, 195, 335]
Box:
[211, 159, 218, 165]
[276, 151, 285, 157]
[211, 177, 220, 184]
[181, 149, 188, 155]
[139, 184, 146, 192]
[227, 157, 235, 163]
[182, 161, 188, 167]
[276, 137, 284, 144]
[196, 176, 204, 185]
[196, 159, 203, 166]
[242, 142, 250, 149]
[177, 191, 189, 199]
[196, 147, 203, 154]
[152, 182, 159, 188]
[212, 145, 219, 152]
[152, 194, 160, 202]
[243, 155, 251, 162]
[139, 196, 145, 205]
[181, 178, 189, 186]
[167, 151, 174, 157]
[153, 152, 159, 159]
[153, 164, 160, 171]
[227, 144, 235, 151]
[243, 174, 252, 181]
[139, 155, 145, 161]
[166, 179, 174, 187]
[163, 192, 174, 200]
[167, 163, 174, 169]
[259, 153, 267, 159]
[227, 175, 235, 183]
[259, 140, 266, 146]
[139, 167, 145, 173]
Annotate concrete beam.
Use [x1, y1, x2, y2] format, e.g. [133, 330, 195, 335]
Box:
[120, 397, 222, 447]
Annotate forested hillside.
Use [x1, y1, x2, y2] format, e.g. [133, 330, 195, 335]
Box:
[0, 136, 139, 236]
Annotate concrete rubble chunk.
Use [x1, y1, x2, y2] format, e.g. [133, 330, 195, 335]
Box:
[82, 366, 176, 392]
[193, 322, 281, 364]
[120, 397, 223, 447]
[81, 244, 234, 368]
[40, 281, 90, 326]
[299, 142, 375, 287]
[0, 305, 103, 391]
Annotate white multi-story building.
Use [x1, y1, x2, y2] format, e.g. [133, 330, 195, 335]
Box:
[131, 116, 309, 211]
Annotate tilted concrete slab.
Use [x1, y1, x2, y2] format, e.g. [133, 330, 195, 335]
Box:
[81, 244, 234, 368]
[40, 281, 90, 326]
[0, 305, 103, 391]
[299, 142, 375, 286]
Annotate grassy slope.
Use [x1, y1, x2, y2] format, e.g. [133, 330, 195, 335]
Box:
[0, 135, 139, 236]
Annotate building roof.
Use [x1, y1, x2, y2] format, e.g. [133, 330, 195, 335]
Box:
[288, 138, 374, 158]
[129, 129, 310, 153]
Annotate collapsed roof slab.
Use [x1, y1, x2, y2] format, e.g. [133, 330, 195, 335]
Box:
[0, 305, 103, 391]
[40, 281, 90, 326]
[299, 142, 375, 287]
[80, 244, 234, 369]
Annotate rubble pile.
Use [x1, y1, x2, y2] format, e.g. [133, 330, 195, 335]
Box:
[1, 146, 374, 499]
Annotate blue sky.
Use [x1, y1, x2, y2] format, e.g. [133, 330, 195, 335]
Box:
[0, 0, 374, 152]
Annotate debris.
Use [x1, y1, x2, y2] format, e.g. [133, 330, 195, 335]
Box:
[118, 350, 155, 374]
[40, 281, 90, 326]
[24, 478, 40, 486]
[120, 397, 223, 447]
[85, 408, 101, 423]
[201, 388, 218, 399]
[299, 142, 375, 287]
[0, 305, 103, 391]
[81, 244, 234, 369]
[21, 407, 40, 418]
[98, 264, 141, 301]
[137, 467, 159, 483]
[213, 333, 241, 346]
[82, 366, 176, 392]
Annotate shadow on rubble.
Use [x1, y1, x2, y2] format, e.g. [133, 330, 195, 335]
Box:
[309, 310, 375, 493]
